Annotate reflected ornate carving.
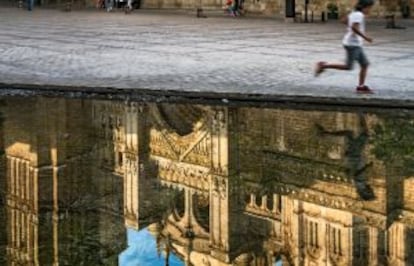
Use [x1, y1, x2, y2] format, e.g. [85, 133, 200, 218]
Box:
[363, 213, 387, 228]
[386, 256, 399, 266]
[125, 159, 138, 175]
[6, 146, 33, 161]
[150, 129, 178, 159]
[155, 157, 210, 192]
[212, 176, 227, 198]
[248, 181, 362, 214]
[212, 109, 226, 131]
[183, 134, 211, 165]
[283, 223, 298, 259]
[148, 105, 212, 167]
[306, 246, 321, 260]
[397, 212, 414, 226]
[201, 255, 211, 266]
[329, 254, 347, 266]
[245, 205, 281, 219]
[263, 151, 350, 185]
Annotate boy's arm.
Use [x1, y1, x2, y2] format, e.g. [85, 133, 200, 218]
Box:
[351, 22, 373, 43]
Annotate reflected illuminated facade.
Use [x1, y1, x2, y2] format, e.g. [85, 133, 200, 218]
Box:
[1, 98, 414, 265]
[112, 102, 414, 265]
[1, 98, 124, 266]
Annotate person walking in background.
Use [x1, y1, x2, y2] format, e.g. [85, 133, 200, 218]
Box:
[125, 0, 133, 13]
[96, 0, 105, 9]
[315, 0, 375, 94]
[224, 0, 236, 16]
[105, 0, 114, 12]
[27, 0, 34, 11]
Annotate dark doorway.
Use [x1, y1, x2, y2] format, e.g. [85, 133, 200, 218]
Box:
[285, 0, 295, 17]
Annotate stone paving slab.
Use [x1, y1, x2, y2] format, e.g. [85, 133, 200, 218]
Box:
[0, 8, 413, 104]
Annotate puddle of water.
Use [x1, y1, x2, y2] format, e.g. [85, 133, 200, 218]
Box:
[1, 96, 414, 265]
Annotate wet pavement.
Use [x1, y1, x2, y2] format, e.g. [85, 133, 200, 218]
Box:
[0, 8, 414, 103]
[1, 96, 414, 265]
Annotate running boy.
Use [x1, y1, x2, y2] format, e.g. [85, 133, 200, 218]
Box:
[315, 0, 375, 93]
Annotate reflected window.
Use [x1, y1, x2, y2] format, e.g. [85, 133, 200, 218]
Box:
[354, 228, 368, 259]
[118, 152, 123, 167]
[329, 226, 342, 255]
[306, 219, 319, 248]
[266, 194, 274, 211]
[255, 194, 262, 207]
[277, 194, 282, 213]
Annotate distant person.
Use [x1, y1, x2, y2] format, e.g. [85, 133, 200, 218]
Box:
[234, 0, 245, 16]
[125, 0, 133, 13]
[315, 0, 375, 94]
[105, 0, 114, 12]
[224, 0, 236, 16]
[27, 0, 34, 11]
[96, 0, 105, 9]
[224, 0, 243, 16]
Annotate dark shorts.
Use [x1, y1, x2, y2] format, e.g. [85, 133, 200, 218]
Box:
[344, 46, 369, 69]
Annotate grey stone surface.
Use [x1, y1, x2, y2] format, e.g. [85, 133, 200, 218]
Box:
[0, 8, 413, 102]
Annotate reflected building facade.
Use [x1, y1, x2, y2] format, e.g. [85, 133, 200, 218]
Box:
[1, 97, 414, 266]
[1, 98, 125, 266]
[114, 102, 414, 266]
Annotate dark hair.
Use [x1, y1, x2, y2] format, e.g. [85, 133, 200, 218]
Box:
[355, 0, 375, 11]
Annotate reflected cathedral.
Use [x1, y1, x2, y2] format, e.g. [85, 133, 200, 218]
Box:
[1, 97, 414, 265]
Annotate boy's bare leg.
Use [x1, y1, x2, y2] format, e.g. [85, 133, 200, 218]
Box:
[315, 62, 349, 76]
[323, 63, 349, 70]
[359, 66, 368, 86]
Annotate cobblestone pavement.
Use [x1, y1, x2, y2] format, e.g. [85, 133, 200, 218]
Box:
[0, 8, 413, 101]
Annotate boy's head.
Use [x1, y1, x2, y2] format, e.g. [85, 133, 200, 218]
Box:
[355, 0, 375, 14]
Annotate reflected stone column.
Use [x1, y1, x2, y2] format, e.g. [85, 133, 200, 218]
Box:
[123, 103, 148, 230]
[15, 158, 21, 251]
[369, 226, 378, 265]
[209, 107, 243, 263]
[387, 222, 406, 265]
[281, 196, 298, 266]
[182, 189, 195, 235]
[33, 168, 39, 265]
[52, 166, 60, 266]
[27, 166, 35, 264]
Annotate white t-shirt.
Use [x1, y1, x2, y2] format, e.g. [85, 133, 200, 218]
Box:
[342, 10, 365, 47]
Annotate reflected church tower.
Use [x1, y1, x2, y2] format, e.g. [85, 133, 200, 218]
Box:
[117, 103, 253, 265]
[122, 102, 154, 229]
[92, 100, 164, 231]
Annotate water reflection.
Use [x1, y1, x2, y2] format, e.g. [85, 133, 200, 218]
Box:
[1, 97, 414, 265]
